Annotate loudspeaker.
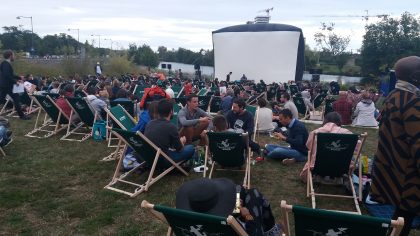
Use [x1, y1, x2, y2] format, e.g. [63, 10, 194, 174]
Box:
[167, 64, 172, 70]
[194, 63, 200, 70]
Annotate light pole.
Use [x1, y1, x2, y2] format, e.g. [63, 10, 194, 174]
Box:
[16, 16, 34, 54]
[91, 34, 101, 48]
[104, 38, 113, 50]
[67, 28, 80, 53]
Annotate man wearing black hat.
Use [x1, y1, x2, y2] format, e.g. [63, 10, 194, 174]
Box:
[176, 178, 281, 235]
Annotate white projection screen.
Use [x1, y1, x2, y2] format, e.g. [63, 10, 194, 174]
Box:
[212, 24, 304, 83]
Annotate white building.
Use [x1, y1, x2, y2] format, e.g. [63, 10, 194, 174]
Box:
[158, 61, 214, 77]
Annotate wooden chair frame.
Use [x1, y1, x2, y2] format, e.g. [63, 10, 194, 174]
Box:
[280, 200, 404, 236]
[104, 130, 189, 197]
[141, 200, 248, 236]
[306, 132, 367, 214]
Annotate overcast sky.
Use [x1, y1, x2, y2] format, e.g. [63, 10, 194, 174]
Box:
[2, 0, 419, 52]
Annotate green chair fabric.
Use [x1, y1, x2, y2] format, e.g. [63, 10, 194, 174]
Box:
[324, 97, 336, 116]
[66, 97, 96, 127]
[209, 96, 222, 113]
[313, 94, 327, 109]
[198, 96, 211, 111]
[134, 85, 149, 100]
[172, 85, 182, 98]
[74, 90, 86, 98]
[110, 100, 135, 117]
[33, 95, 69, 124]
[175, 97, 187, 107]
[207, 132, 246, 168]
[293, 96, 307, 115]
[293, 205, 392, 236]
[109, 105, 135, 130]
[197, 88, 208, 96]
[154, 204, 237, 235]
[171, 103, 181, 126]
[245, 105, 257, 117]
[313, 133, 358, 178]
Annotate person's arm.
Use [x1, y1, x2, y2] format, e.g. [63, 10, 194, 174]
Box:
[177, 109, 199, 127]
[285, 125, 307, 150]
[169, 125, 183, 152]
[245, 113, 255, 134]
[1, 62, 19, 84]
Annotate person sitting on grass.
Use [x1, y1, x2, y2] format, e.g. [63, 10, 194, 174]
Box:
[299, 112, 355, 182]
[263, 108, 308, 165]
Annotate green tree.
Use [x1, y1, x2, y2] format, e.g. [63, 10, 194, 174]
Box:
[314, 23, 351, 72]
[304, 44, 318, 70]
[361, 12, 420, 75]
[128, 43, 159, 67]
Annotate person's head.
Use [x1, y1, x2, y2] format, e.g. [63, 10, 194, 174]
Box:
[281, 93, 291, 102]
[278, 108, 293, 126]
[361, 91, 371, 100]
[3, 50, 14, 61]
[394, 56, 420, 87]
[64, 84, 74, 94]
[157, 99, 173, 119]
[52, 81, 60, 89]
[115, 89, 129, 99]
[87, 86, 97, 95]
[338, 91, 347, 99]
[147, 101, 159, 120]
[112, 79, 120, 87]
[232, 98, 246, 115]
[186, 94, 199, 110]
[257, 98, 267, 108]
[323, 112, 342, 126]
[212, 115, 228, 132]
[229, 72, 232, 75]
[226, 88, 234, 97]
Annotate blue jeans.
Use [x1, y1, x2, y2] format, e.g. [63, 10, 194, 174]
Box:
[265, 144, 307, 162]
[167, 144, 195, 163]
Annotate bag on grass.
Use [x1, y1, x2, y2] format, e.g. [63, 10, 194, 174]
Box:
[92, 121, 106, 141]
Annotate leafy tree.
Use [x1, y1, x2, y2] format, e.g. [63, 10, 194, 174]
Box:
[361, 12, 420, 75]
[304, 44, 318, 70]
[314, 23, 351, 72]
[128, 43, 159, 67]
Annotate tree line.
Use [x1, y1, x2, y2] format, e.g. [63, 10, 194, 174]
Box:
[1, 12, 419, 77]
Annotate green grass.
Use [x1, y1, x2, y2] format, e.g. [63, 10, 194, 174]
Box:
[0, 116, 418, 235]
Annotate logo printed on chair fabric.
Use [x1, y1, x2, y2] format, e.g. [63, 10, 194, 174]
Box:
[128, 137, 143, 148]
[307, 227, 348, 236]
[324, 140, 349, 151]
[119, 116, 126, 122]
[217, 139, 237, 151]
[75, 102, 85, 110]
[42, 100, 52, 108]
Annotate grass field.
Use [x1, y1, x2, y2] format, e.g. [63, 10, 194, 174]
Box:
[0, 115, 418, 235]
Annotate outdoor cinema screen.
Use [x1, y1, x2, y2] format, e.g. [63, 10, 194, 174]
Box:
[212, 24, 304, 84]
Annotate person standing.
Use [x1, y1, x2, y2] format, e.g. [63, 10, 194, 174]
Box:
[226, 72, 232, 83]
[370, 56, 420, 236]
[0, 50, 30, 120]
[95, 62, 102, 77]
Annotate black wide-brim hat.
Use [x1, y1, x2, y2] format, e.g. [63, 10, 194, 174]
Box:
[176, 178, 236, 217]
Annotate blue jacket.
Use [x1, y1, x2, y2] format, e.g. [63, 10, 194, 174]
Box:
[285, 119, 309, 154]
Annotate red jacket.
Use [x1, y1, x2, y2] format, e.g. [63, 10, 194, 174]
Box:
[139, 86, 170, 109]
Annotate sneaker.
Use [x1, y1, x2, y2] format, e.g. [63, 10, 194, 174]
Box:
[256, 156, 265, 162]
[282, 158, 296, 165]
[193, 165, 208, 173]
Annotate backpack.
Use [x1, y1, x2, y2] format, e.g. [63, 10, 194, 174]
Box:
[144, 87, 167, 106]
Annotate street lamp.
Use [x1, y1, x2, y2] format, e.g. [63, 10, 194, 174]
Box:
[91, 34, 101, 48]
[16, 16, 34, 54]
[104, 38, 113, 50]
[67, 28, 80, 53]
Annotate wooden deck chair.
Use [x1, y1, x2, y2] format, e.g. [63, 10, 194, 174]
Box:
[44, 92, 60, 100]
[245, 104, 259, 142]
[323, 97, 336, 120]
[25, 95, 72, 138]
[197, 88, 208, 96]
[61, 97, 98, 142]
[133, 84, 149, 100]
[280, 200, 404, 236]
[293, 96, 309, 119]
[172, 85, 183, 98]
[198, 95, 211, 111]
[110, 100, 135, 117]
[74, 90, 87, 98]
[141, 200, 248, 236]
[306, 132, 367, 214]
[245, 92, 266, 105]
[103, 104, 137, 161]
[204, 132, 251, 189]
[3, 92, 40, 117]
[307, 93, 327, 121]
[0, 95, 15, 115]
[105, 128, 189, 197]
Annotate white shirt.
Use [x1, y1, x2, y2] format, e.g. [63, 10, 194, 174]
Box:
[257, 107, 274, 131]
[165, 87, 175, 98]
[284, 101, 299, 119]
